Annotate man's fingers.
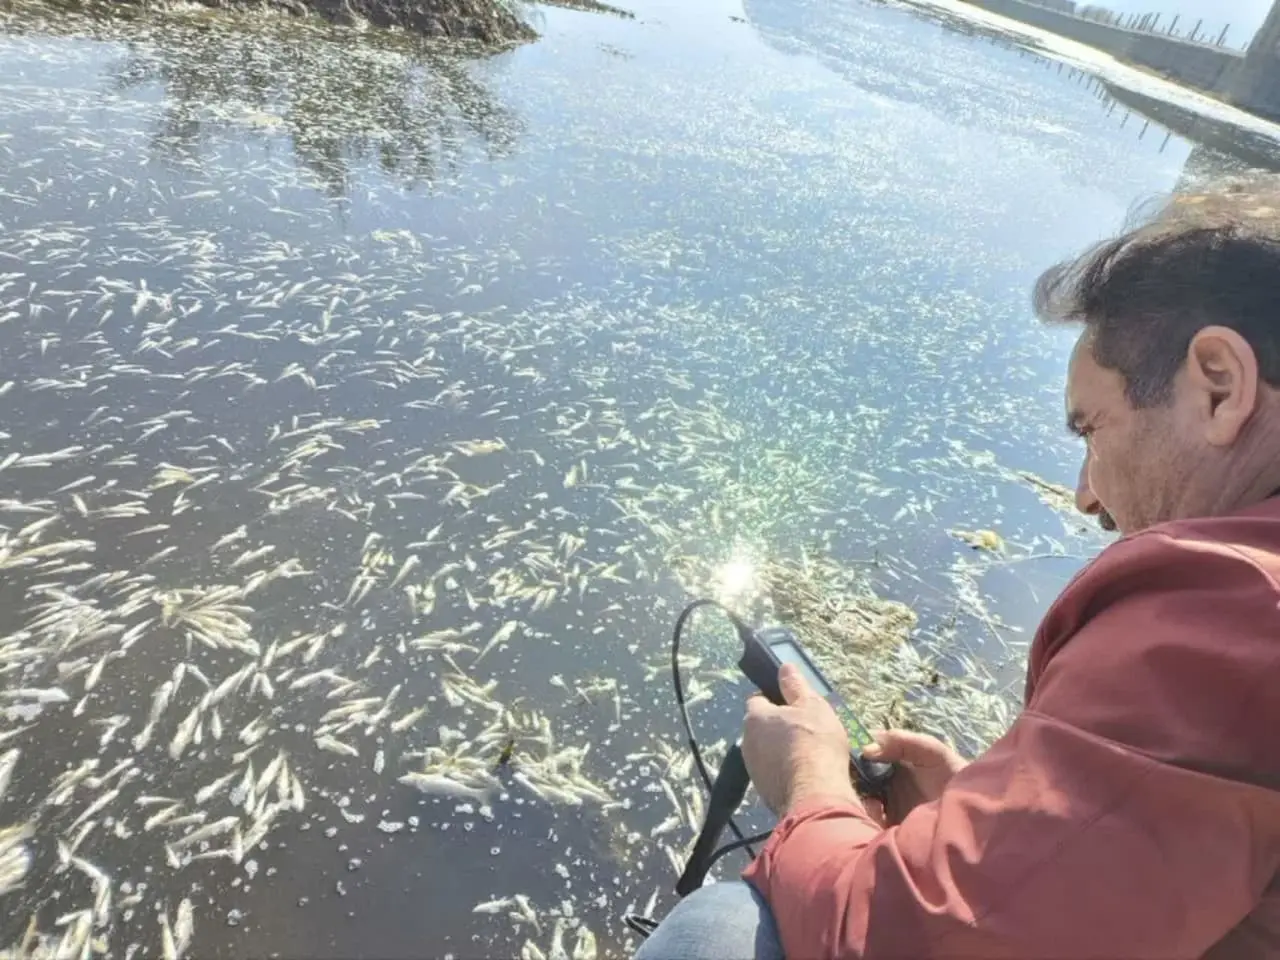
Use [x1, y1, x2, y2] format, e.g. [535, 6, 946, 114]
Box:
[865, 729, 950, 765]
[778, 663, 811, 705]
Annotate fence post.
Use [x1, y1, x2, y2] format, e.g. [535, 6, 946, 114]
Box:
[1191, 17, 1202, 40]
[1168, 13, 1178, 34]
[1216, 24, 1229, 46]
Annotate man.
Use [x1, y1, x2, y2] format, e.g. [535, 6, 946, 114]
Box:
[636, 182, 1280, 959]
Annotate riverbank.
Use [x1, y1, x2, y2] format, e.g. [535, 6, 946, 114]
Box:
[0, 0, 631, 44]
[885, 0, 1280, 144]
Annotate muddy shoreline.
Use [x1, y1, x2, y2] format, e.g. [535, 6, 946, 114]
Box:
[3, 0, 633, 45]
[171, 0, 536, 43]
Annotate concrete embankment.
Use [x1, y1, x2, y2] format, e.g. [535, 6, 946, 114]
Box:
[960, 0, 1241, 90]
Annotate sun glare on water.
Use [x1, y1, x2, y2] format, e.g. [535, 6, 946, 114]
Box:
[714, 556, 758, 601]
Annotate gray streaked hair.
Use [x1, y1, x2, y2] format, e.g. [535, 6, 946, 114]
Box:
[1034, 177, 1280, 406]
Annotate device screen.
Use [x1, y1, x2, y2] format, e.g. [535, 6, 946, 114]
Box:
[769, 640, 832, 696]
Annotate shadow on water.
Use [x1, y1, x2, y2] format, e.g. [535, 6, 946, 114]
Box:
[110, 31, 521, 197]
[6, 0, 524, 198]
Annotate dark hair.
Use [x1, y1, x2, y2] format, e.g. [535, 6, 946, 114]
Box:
[1033, 178, 1280, 407]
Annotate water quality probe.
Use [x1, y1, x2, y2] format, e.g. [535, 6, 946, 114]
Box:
[670, 599, 892, 891]
[623, 599, 895, 940]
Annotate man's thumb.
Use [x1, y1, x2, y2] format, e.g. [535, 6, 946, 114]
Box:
[778, 663, 810, 704]
[865, 729, 946, 764]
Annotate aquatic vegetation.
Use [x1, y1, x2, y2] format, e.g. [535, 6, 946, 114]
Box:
[950, 528, 1004, 551]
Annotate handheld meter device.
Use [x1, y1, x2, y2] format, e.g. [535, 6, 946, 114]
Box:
[661, 600, 897, 908]
[738, 624, 894, 797]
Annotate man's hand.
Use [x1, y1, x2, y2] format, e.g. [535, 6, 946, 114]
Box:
[741, 663, 861, 816]
[861, 729, 968, 825]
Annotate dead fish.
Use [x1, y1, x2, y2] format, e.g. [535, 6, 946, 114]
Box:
[389, 554, 420, 589]
[194, 770, 238, 805]
[398, 772, 490, 802]
[159, 908, 177, 960]
[473, 620, 521, 664]
[134, 679, 175, 750]
[144, 803, 185, 833]
[472, 897, 516, 915]
[572, 926, 598, 960]
[0, 749, 18, 804]
[175, 898, 194, 956]
[169, 706, 202, 760]
[315, 735, 358, 758]
[211, 526, 248, 552]
[391, 705, 427, 733]
[170, 815, 239, 851]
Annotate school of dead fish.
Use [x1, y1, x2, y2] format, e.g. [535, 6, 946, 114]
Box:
[0, 2, 1112, 957]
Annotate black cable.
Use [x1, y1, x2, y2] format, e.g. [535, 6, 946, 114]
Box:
[705, 830, 773, 872]
[672, 598, 725, 795]
[671, 599, 756, 859]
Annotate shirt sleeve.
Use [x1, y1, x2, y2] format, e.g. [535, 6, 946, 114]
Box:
[742, 533, 1280, 960]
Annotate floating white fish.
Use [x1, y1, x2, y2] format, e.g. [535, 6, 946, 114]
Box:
[315, 735, 358, 758]
[398, 773, 490, 802]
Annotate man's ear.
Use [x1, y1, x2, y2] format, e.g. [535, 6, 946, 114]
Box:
[1186, 326, 1259, 446]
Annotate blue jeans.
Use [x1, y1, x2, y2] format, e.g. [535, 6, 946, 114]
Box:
[634, 881, 785, 960]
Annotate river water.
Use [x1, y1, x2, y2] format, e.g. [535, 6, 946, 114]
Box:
[0, 0, 1273, 956]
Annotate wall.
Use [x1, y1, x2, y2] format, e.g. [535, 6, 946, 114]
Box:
[960, 0, 1243, 93]
[1127, 31, 1240, 89]
[1228, 0, 1280, 120]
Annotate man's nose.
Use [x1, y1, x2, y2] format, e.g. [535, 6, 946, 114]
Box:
[1075, 462, 1101, 517]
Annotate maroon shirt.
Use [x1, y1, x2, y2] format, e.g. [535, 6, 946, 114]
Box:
[744, 498, 1280, 958]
